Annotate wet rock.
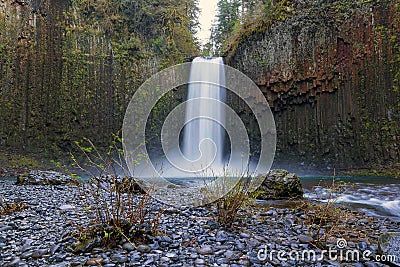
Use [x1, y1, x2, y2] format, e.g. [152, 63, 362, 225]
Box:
[253, 170, 303, 200]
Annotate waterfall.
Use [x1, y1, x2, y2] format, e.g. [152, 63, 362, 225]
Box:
[182, 57, 226, 173]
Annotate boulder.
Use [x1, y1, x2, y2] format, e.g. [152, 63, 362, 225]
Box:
[113, 176, 145, 194]
[252, 169, 303, 200]
[16, 170, 78, 186]
[89, 175, 145, 194]
[378, 232, 400, 267]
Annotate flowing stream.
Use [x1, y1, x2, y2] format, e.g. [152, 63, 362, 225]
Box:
[301, 176, 400, 220]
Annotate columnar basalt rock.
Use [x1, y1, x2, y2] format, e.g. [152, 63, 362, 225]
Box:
[226, 0, 400, 172]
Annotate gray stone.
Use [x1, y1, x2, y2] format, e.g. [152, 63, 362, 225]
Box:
[197, 245, 214, 255]
[224, 250, 240, 261]
[358, 241, 368, 250]
[206, 220, 218, 230]
[122, 242, 135, 251]
[165, 252, 178, 261]
[246, 238, 261, 247]
[298, 234, 313, 243]
[194, 258, 206, 265]
[216, 231, 228, 242]
[31, 248, 48, 258]
[160, 256, 170, 262]
[59, 204, 75, 210]
[110, 254, 127, 263]
[137, 244, 151, 253]
[240, 232, 250, 238]
[4, 257, 21, 267]
[189, 253, 198, 259]
[20, 251, 32, 259]
[0, 226, 13, 231]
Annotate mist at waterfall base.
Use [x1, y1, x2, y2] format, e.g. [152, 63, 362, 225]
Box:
[144, 57, 257, 182]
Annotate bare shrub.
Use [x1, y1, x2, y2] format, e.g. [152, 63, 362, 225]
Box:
[70, 137, 162, 251]
[205, 175, 252, 228]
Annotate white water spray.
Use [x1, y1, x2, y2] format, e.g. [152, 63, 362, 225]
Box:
[182, 57, 226, 172]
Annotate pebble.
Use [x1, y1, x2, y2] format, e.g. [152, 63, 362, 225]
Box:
[0, 179, 398, 267]
[0, 226, 13, 231]
[122, 242, 135, 251]
[110, 254, 127, 263]
[136, 244, 151, 253]
[194, 258, 206, 265]
[86, 258, 103, 266]
[197, 245, 214, 255]
[32, 248, 48, 258]
[59, 204, 75, 210]
[298, 234, 314, 243]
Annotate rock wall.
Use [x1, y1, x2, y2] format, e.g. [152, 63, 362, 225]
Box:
[226, 0, 400, 172]
[0, 0, 196, 157]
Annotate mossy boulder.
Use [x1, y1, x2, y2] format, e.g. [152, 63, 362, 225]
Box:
[112, 176, 146, 194]
[252, 169, 303, 200]
[90, 175, 146, 194]
[16, 170, 78, 186]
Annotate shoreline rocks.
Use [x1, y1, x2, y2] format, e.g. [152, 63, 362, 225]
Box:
[0, 179, 399, 267]
[16, 170, 78, 186]
[378, 233, 400, 266]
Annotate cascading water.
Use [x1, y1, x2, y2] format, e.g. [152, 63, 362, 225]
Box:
[181, 57, 226, 173]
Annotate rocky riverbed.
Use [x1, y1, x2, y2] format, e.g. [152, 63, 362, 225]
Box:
[0, 179, 399, 267]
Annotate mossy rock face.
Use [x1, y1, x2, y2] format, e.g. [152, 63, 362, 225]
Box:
[378, 232, 400, 267]
[16, 170, 78, 186]
[252, 169, 304, 200]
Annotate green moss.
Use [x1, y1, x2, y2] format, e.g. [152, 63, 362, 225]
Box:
[344, 164, 400, 178]
[223, 0, 295, 57]
[0, 152, 44, 170]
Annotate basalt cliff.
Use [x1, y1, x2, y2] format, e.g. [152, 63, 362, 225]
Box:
[225, 0, 400, 173]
